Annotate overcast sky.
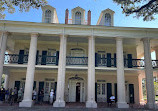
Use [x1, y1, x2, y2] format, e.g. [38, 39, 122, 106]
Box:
[3, 0, 158, 28]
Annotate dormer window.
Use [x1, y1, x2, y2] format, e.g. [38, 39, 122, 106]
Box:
[75, 11, 81, 24]
[45, 10, 51, 23]
[105, 13, 111, 26]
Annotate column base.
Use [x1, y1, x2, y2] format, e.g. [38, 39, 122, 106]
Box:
[53, 100, 65, 107]
[145, 103, 157, 109]
[117, 102, 129, 108]
[19, 100, 33, 107]
[86, 101, 97, 108]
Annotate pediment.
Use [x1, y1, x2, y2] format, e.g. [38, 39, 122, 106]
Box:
[42, 5, 55, 11]
[101, 8, 115, 14]
[71, 6, 85, 12]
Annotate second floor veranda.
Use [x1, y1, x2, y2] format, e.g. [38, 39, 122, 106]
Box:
[4, 32, 158, 69]
[4, 53, 158, 68]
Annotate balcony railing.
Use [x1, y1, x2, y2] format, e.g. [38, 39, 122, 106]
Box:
[66, 56, 88, 65]
[4, 54, 158, 68]
[5, 54, 57, 65]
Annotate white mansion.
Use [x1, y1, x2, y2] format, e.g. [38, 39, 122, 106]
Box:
[0, 5, 158, 109]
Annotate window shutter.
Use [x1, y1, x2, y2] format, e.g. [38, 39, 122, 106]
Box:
[107, 53, 111, 67]
[129, 84, 134, 103]
[114, 83, 117, 102]
[56, 51, 59, 65]
[107, 83, 112, 103]
[114, 53, 116, 67]
[128, 54, 133, 68]
[18, 50, 24, 64]
[95, 53, 98, 67]
[41, 51, 47, 65]
[36, 50, 39, 65]
[54, 82, 57, 101]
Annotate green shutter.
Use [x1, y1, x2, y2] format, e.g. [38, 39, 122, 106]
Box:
[95, 53, 98, 67]
[114, 53, 116, 67]
[128, 54, 133, 68]
[36, 50, 39, 65]
[56, 51, 59, 65]
[107, 53, 111, 67]
[114, 83, 117, 102]
[129, 84, 134, 103]
[18, 50, 24, 64]
[107, 83, 112, 103]
[41, 51, 47, 65]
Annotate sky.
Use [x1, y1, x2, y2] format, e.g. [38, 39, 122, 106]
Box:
[3, 0, 158, 28]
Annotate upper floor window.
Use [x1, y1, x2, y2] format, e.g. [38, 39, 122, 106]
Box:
[47, 49, 56, 56]
[105, 13, 111, 26]
[45, 10, 51, 23]
[71, 48, 85, 57]
[75, 11, 81, 24]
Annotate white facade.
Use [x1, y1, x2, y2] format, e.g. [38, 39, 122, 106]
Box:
[0, 5, 158, 109]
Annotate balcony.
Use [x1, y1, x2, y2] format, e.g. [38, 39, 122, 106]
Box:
[4, 54, 158, 68]
[4, 54, 58, 65]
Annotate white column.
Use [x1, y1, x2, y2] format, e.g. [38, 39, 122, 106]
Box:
[143, 38, 156, 109]
[0, 32, 8, 87]
[19, 33, 38, 107]
[4, 74, 9, 89]
[116, 38, 129, 108]
[86, 36, 97, 108]
[53, 35, 67, 107]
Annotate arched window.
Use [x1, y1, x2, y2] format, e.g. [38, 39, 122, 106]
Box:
[71, 48, 85, 57]
[75, 11, 81, 24]
[45, 10, 51, 23]
[105, 13, 111, 26]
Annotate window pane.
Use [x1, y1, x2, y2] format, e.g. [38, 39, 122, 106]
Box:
[97, 83, 101, 95]
[75, 12, 81, 24]
[102, 83, 105, 95]
[45, 10, 51, 23]
[105, 13, 111, 26]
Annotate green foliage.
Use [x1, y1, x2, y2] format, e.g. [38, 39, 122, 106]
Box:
[154, 81, 158, 95]
[0, 0, 47, 19]
[113, 0, 158, 21]
[1, 74, 5, 88]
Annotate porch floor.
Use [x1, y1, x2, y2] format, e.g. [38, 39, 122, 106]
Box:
[0, 102, 149, 109]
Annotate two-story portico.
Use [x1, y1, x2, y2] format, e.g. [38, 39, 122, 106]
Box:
[0, 6, 158, 109]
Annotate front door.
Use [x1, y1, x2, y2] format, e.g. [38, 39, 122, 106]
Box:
[69, 81, 76, 102]
[68, 77, 85, 102]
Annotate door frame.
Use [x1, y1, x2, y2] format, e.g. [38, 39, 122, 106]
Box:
[68, 76, 85, 102]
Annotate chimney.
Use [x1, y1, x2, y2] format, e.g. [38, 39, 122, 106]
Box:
[87, 10, 91, 25]
[65, 9, 69, 24]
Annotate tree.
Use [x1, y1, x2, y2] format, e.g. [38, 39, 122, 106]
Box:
[113, 0, 158, 21]
[0, 0, 47, 19]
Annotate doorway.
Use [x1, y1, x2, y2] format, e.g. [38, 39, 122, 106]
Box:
[76, 82, 80, 102]
[68, 76, 85, 102]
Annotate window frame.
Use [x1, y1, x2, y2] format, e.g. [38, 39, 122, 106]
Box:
[45, 9, 52, 23]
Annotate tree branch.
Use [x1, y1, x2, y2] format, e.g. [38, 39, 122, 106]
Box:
[126, 0, 158, 14]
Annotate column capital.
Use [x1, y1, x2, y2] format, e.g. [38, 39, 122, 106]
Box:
[31, 33, 39, 38]
[141, 37, 150, 42]
[88, 35, 95, 39]
[59, 34, 68, 38]
[116, 37, 123, 41]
